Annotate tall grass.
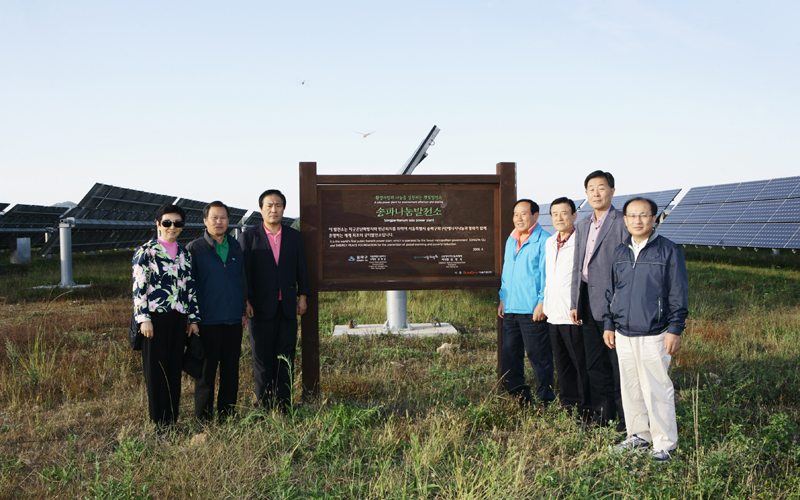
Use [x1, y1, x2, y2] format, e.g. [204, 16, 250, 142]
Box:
[0, 248, 799, 498]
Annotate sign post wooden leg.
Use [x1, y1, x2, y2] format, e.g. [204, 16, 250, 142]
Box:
[299, 162, 320, 398]
[496, 162, 517, 384]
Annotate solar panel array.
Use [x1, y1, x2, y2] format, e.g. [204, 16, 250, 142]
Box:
[658, 176, 800, 249]
[0, 204, 68, 250]
[537, 199, 585, 235]
[577, 189, 681, 222]
[33, 183, 250, 255]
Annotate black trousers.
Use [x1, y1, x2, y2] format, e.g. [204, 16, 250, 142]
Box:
[194, 323, 243, 421]
[249, 303, 297, 409]
[580, 282, 624, 425]
[501, 313, 555, 404]
[142, 311, 187, 426]
[548, 323, 592, 415]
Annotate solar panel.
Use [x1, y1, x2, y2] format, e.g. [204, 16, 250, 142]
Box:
[754, 176, 800, 200]
[243, 212, 263, 227]
[668, 225, 703, 244]
[664, 176, 800, 249]
[712, 203, 749, 223]
[771, 198, 800, 223]
[685, 204, 720, 222]
[750, 224, 800, 249]
[0, 204, 68, 249]
[677, 186, 712, 206]
[537, 203, 552, 232]
[690, 224, 733, 246]
[719, 224, 764, 247]
[726, 179, 769, 202]
[228, 206, 248, 225]
[701, 183, 739, 204]
[76, 183, 175, 213]
[660, 205, 695, 224]
[654, 224, 678, 239]
[785, 228, 800, 249]
[736, 200, 785, 222]
[0, 203, 8, 213]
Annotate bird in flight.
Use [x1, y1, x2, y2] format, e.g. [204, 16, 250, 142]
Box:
[356, 131, 376, 138]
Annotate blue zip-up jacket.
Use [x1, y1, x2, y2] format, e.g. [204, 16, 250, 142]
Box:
[603, 232, 688, 336]
[187, 231, 247, 326]
[499, 224, 548, 314]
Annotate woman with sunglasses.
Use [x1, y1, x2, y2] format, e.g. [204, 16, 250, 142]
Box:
[132, 204, 200, 426]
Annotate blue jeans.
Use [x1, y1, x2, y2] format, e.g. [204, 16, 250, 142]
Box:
[501, 313, 555, 404]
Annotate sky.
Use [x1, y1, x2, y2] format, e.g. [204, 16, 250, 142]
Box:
[2, 1, 799, 217]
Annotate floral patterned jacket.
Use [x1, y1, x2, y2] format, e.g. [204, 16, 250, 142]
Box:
[132, 238, 200, 324]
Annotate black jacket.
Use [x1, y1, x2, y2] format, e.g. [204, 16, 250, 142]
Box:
[239, 224, 310, 321]
[187, 231, 247, 326]
[603, 233, 688, 337]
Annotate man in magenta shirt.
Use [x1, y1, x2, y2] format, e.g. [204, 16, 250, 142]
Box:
[239, 189, 309, 410]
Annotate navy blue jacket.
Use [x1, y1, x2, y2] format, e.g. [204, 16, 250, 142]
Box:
[239, 224, 310, 321]
[603, 232, 688, 337]
[187, 231, 247, 326]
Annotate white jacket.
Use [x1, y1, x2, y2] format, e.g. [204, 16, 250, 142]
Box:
[543, 231, 576, 325]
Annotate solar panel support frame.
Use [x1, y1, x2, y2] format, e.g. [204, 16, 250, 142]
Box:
[58, 222, 77, 287]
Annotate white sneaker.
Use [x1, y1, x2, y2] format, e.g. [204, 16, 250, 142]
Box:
[612, 434, 650, 452]
[651, 448, 675, 463]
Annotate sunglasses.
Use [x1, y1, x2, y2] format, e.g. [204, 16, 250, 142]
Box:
[160, 220, 185, 228]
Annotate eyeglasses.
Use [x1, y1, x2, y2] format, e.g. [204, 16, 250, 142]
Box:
[160, 220, 185, 228]
[624, 213, 654, 220]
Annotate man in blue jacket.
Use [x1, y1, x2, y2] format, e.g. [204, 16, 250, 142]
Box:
[187, 201, 248, 422]
[603, 197, 688, 463]
[498, 199, 555, 406]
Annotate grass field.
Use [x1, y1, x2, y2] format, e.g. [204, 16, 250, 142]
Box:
[0, 247, 799, 499]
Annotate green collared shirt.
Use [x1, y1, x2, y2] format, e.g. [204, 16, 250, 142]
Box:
[215, 234, 229, 263]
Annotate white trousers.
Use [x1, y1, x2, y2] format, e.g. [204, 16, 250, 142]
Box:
[616, 331, 678, 451]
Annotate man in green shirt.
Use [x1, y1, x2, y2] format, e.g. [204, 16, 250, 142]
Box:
[187, 201, 248, 421]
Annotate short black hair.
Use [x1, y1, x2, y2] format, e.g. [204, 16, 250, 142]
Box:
[259, 189, 286, 209]
[549, 197, 576, 214]
[203, 201, 230, 219]
[584, 170, 615, 189]
[514, 199, 539, 214]
[155, 204, 186, 223]
[623, 197, 658, 217]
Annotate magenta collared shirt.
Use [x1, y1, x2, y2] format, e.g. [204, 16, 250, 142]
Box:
[581, 208, 610, 283]
[263, 224, 282, 299]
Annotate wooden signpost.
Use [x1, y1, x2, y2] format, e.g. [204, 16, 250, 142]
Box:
[298, 162, 516, 396]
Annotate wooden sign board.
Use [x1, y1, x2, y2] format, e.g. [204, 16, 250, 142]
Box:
[298, 162, 516, 396]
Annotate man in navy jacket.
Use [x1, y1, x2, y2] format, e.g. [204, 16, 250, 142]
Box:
[187, 201, 247, 422]
[603, 197, 688, 463]
[239, 189, 309, 410]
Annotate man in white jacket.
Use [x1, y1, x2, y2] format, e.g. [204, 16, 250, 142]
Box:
[543, 197, 591, 417]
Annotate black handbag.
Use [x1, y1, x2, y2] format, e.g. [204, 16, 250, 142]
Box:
[183, 333, 205, 379]
[128, 313, 143, 351]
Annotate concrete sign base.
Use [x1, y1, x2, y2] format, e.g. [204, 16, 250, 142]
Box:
[333, 322, 458, 337]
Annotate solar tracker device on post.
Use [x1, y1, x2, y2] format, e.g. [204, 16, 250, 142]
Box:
[386, 125, 441, 332]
